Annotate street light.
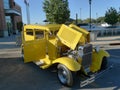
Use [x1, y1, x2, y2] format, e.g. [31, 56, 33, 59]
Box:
[89, 0, 92, 31]
[24, 0, 30, 24]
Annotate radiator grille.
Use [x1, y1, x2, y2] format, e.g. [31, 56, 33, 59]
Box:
[82, 44, 92, 68]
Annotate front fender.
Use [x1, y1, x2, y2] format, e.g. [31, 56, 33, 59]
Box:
[52, 57, 81, 71]
[97, 49, 110, 57]
[90, 49, 110, 72]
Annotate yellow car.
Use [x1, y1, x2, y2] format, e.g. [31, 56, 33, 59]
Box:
[21, 24, 109, 87]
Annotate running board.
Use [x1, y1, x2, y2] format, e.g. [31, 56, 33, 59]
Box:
[34, 60, 45, 66]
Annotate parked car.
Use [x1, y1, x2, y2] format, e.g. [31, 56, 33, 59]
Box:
[21, 24, 109, 87]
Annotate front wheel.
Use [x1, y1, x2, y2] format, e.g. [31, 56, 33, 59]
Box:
[100, 57, 108, 70]
[57, 64, 74, 87]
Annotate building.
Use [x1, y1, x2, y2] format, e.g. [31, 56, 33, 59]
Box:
[0, 0, 22, 37]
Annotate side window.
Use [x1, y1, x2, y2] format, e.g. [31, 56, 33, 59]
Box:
[24, 29, 34, 41]
[35, 29, 44, 39]
[26, 29, 33, 36]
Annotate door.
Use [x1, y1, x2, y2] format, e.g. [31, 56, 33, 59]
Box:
[23, 29, 46, 63]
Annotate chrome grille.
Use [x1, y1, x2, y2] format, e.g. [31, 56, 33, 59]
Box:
[82, 44, 92, 68]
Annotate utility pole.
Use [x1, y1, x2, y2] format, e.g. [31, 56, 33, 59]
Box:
[96, 13, 98, 24]
[76, 13, 78, 25]
[89, 0, 92, 31]
[80, 8, 82, 20]
[24, 0, 30, 24]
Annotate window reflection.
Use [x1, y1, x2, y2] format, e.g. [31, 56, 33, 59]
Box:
[3, 0, 10, 9]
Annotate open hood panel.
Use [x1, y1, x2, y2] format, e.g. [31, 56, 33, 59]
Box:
[57, 24, 82, 50]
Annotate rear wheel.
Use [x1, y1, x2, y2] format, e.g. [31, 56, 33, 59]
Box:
[57, 64, 74, 87]
[100, 57, 108, 70]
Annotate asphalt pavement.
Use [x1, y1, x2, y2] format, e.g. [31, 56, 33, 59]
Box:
[0, 35, 120, 90]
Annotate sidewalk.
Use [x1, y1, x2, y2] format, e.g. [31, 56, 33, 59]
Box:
[0, 35, 20, 58]
[0, 35, 120, 58]
[91, 36, 120, 46]
[0, 35, 17, 49]
[0, 35, 120, 48]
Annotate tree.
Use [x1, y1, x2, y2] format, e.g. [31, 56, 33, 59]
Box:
[96, 16, 105, 24]
[77, 19, 83, 23]
[105, 7, 118, 25]
[83, 18, 96, 23]
[43, 0, 70, 24]
[118, 8, 120, 22]
[82, 18, 90, 23]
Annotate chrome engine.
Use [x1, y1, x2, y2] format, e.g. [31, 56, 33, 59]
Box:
[68, 44, 93, 68]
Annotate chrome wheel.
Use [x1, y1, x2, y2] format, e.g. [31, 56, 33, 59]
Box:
[58, 68, 68, 84]
[57, 64, 73, 86]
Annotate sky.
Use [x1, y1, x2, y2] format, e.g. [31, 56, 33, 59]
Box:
[15, 0, 120, 24]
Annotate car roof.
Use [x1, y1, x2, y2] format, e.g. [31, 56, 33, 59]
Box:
[24, 24, 61, 32]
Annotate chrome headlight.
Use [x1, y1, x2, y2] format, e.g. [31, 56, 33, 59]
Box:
[78, 46, 84, 57]
[95, 46, 100, 52]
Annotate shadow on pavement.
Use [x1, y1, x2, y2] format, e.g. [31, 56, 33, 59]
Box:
[0, 57, 62, 90]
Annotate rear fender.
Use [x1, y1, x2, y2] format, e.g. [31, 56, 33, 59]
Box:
[90, 49, 110, 72]
[52, 57, 81, 71]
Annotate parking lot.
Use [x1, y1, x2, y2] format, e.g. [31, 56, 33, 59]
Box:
[0, 36, 120, 90]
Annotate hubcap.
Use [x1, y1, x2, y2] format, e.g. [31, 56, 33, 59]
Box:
[58, 68, 68, 84]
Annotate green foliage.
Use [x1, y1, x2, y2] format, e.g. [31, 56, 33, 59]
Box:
[83, 18, 89, 23]
[96, 17, 105, 24]
[105, 7, 118, 25]
[118, 8, 120, 22]
[83, 18, 96, 23]
[77, 19, 83, 23]
[43, 0, 70, 24]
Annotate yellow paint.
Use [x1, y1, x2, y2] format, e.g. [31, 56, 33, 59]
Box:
[47, 39, 58, 60]
[24, 24, 61, 33]
[34, 56, 81, 71]
[24, 39, 46, 63]
[22, 24, 61, 63]
[22, 24, 110, 74]
[52, 57, 81, 71]
[57, 24, 83, 50]
[69, 24, 90, 42]
[90, 49, 110, 72]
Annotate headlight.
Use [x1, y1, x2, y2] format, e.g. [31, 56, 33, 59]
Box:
[95, 46, 100, 52]
[78, 46, 84, 57]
